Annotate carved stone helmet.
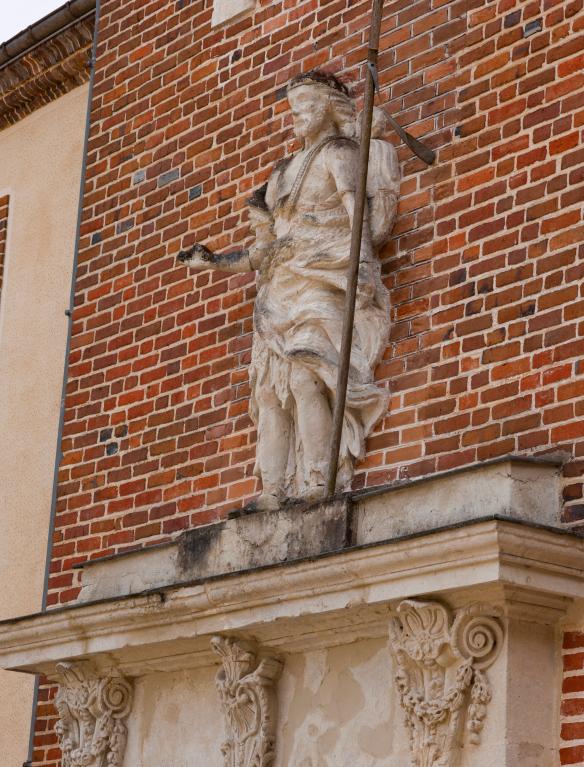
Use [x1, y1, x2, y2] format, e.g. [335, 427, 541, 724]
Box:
[287, 69, 356, 138]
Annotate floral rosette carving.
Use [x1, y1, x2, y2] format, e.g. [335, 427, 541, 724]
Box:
[389, 600, 504, 767]
[212, 636, 283, 767]
[54, 662, 133, 767]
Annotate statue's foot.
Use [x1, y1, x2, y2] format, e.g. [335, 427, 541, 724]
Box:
[299, 485, 326, 504]
[254, 493, 280, 511]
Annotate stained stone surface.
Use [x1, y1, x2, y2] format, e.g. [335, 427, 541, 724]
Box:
[123, 639, 411, 767]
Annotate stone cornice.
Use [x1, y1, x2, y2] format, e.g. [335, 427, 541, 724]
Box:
[0, 10, 95, 130]
[0, 519, 580, 678]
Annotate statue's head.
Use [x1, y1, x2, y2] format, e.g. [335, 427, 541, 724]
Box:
[287, 70, 355, 142]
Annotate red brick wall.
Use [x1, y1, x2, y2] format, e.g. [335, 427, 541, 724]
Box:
[0, 195, 8, 302]
[439, 0, 584, 530]
[561, 631, 584, 765]
[31, 0, 584, 762]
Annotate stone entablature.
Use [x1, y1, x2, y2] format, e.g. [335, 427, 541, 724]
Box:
[0, 1, 94, 130]
[0, 460, 579, 765]
[0, 515, 576, 765]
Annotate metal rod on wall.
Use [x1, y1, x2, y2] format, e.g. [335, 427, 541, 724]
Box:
[326, 0, 385, 497]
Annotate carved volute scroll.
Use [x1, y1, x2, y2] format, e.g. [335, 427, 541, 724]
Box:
[54, 662, 133, 767]
[212, 636, 283, 767]
[389, 600, 505, 767]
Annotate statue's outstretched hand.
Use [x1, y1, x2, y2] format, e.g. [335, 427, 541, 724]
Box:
[178, 243, 214, 269]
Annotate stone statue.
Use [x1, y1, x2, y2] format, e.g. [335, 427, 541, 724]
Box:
[180, 71, 400, 509]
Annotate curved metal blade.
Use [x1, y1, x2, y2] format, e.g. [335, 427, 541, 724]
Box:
[386, 113, 436, 166]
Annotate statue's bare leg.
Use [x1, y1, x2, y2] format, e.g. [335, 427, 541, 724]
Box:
[289, 363, 332, 499]
[256, 389, 291, 510]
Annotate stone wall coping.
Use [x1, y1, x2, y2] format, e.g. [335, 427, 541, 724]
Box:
[70, 456, 562, 603]
[74, 454, 565, 572]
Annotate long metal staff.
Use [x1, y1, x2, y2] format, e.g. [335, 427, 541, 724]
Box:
[325, 0, 385, 497]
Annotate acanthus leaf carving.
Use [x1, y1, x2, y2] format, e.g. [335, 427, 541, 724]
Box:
[212, 636, 283, 767]
[389, 600, 504, 767]
[54, 661, 133, 767]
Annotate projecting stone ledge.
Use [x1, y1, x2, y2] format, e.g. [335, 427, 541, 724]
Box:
[78, 455, 563, 603]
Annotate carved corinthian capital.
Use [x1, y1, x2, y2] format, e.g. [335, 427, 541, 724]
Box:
[389, 600, 504, 767]
[212, 636, 283, 767]
[54, 662, 133, 767]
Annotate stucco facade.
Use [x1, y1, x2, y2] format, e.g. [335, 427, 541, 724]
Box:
[0, 4, 93, 760]
[0, 80, 89, 767]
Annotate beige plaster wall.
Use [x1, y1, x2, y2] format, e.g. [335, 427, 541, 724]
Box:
[0, 83, 88, 765]
[125, 633, 518, 766]
[126, 640, 411, 766]
[277, 640, 408, 767]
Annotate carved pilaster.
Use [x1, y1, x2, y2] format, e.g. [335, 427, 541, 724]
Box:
[389, 600, 505, 767]
[212, 636, 283, 767]
[54, 662, 133, 767]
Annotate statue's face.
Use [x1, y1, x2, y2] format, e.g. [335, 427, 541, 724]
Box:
[288, 85, 331, 140]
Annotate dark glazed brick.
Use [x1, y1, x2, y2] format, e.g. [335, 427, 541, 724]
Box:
[99, 428, 113, 443]
[563, 505, 584, 523]
[189, 185, 202, 200]
[504, 10, 522, 27]
[116, 218, 134, 234]
[158, 169, 180, 187]
[524, 19, 543, 37]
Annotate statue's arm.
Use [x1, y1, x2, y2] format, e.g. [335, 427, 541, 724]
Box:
[369, 192, 398, 248]
[339, 152, 399, 249]
[178, 243, 254, 274]
[179, 186, 275, 274]
[368, 141, 400, 248]
[340, 190, 359, 229]
[328, 145, 378, 305]
[324, 142, 371, 232]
